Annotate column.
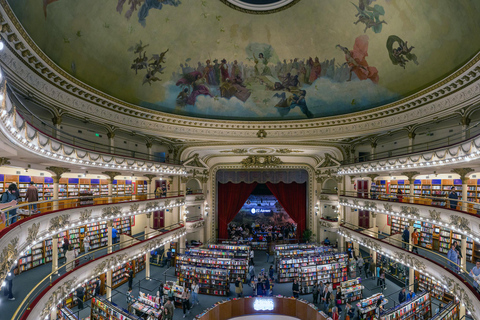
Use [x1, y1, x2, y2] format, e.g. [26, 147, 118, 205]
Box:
[102, 171, 120, 203]
[408, 223, 414, 252]
[370, 139, 377, 161]
[401, 172, 419, 202]
[145, 175, 156, 197]
[46, 166, 71, 211]
[52, 234, 59, 274]
[107, 220, 113, 254]
[338, 234, 345, 252]
[462, 182, 468, 211]
[52, 115, 62, 140]
[406, 126, 417, 153]
[106, 269, 112, 301]
[50, 306, 57, 320]
[461, 235, 467, 272]
[146, 141, 153, 161]
[409, 266, 415, 292]
[145, 251, 151, 280]
[179, 234, 186, 254]
[107, 131, 115, 154]
[108, 183, 113, 203]
[461, 115, 471, 140]
[459, 304, 466, 319]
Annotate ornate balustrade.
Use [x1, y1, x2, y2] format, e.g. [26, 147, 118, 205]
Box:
[185, 218, 205, 233]
[0, 196, 185, 287]
[339, 224, 480, 320]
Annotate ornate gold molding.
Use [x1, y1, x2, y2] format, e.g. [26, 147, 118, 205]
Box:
[45, 166, 71, 183]
[451, 168, 474, 183]
[102, 171, 121, 184]
[79, 209, 92, 223]
[240, 155, 283, 167]
[48, 214, 70, 232]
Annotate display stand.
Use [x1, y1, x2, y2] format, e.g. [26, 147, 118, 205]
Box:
[340, 278, 363, 304]
[380, 291, 431, 320]
[130, 291, 162, 318]
[163, 281, 184, 308]
[357, 293, 388, 320]
[91, 297, 142, 320]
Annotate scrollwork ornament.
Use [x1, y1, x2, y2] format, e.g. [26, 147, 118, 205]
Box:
[318, 220, 333, 228]
[449, 215, 471, 232]
[0, 237, 18, 283]
[352, 199, 359, 206]
[319, 195, 329, 200]
[26, 222, 40, 243]
[101, 206, 122, 219]
[383, 203, 393, 212]
[429, 209, 442, 223]
[49, 214, 71, 232]
[79, 209, 92, 222]
[164, 200, 171, 207]
[130, 203, 140, 213]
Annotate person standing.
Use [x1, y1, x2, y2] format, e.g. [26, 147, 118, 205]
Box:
[292, 279, 300, 298]
[344, 302, 355, 320]
[266, 249, 270, 263]
[126, 265, 134, 291]
[469, 260, 480, 290]
[269, 265, 274, 279]
[112, 227, 118, 245]
[235, 276, 243, 298]
[181, 288, 191, 318]
[164, 298, 174, 320]
[26, 181, 39, 214]
[396, 188, 403, 202]
[312, 282, 319, 304]
[83, 234, 91, 255]
[398, 288, 406, 304]
[1, 184, 19, 226]
[411, 229, 419, 253]
[76, 284, 85, 309]
[364, 257, 370, 278]
[191, 280, 199, 305]
[379, 268, 386, 290]
[447, 242, 460, 273]
[322, 287, 330, 311]
[318, 281, 325, 305]
[448, 187, 459, 210]
[332, 306, 339, 320]
[402, 226, 410, 250]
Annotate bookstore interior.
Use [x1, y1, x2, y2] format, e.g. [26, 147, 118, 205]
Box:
[2, 1, 480, 320]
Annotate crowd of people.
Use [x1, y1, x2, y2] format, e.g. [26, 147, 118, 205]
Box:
[227, 222, 296, 242]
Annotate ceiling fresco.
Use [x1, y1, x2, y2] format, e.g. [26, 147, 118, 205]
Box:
[6, 0, 480, 121]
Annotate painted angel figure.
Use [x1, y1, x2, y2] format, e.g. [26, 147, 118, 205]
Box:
[336, 35, 379, 83]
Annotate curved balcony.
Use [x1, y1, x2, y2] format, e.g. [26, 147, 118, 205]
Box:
[338, 222, 480, 319]
[339, 192, 480, 244]
[338, 125, 480, 175]
[13, 222, 186, 320]
[0, 192, 186, 286]
[0, 84, 186, 176]
[185, 216, 205, 234]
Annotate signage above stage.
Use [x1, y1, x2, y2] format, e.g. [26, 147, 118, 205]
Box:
[221, 0, 301, 14]
[253, 298, 275, 311]
[250, 208, 272, 214]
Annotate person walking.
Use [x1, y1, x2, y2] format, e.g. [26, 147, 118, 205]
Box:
[191, 280, 200, 305]
[1, 184, 19, 226]
[126, 264, 134, 291]
[379, 268, 386, 290]
[266, 249, 270, 263]
[83, 234, 91, 256]
[26, 181, 39, 214]
[318, 281, 325, 305]
[4, 267, 15, 301]
[469, 260, 480, 291]
[322, 287, 330, 311]
[364, 257, 370, 278]
[235, 276, 243, 298]
[448, 187, 459, 210]
[76, 284, 85, 309]
[292, 279, 300, 298]
[411, 229, 419, 254]
[356, 255, 364, 277]
[402, 226, 410, 250]
[344, 302, 355, 320]
[447, 242, 460, 273]
[249, 264, 255, 282]
[181, 288, 191, 318]
[269, 265, 274, 279]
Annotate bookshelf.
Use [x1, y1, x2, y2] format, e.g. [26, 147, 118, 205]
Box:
[380, 291, 431, 320]
[91, 297, 142, 320]
[416, 272, 453, 303]
[391, 216, 408, 235]
[137, 180, 148, 194]
[163, 281, 185, 308]
[113, 217, 132, 235]
[340, 278, 363, 304]
[177, 265, 230, 296]
[357, 293, 387, 320]
[207, 244, 250, 259]
[376, 253, 408, 287]
[175, 255, 248, 283]
[188, 248, 235, 259]
[134, 255, 146, 273]
[431, 301, 460, 320]
[112, 264, 128, 288]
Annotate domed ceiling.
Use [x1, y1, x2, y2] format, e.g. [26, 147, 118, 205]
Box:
[6, 0, 480, 121]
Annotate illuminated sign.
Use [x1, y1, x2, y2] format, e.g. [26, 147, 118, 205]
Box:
[253, 298, 274, 311]
[250, 208, 272, 214]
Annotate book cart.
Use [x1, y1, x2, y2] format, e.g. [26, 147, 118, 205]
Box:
[357, 293, 388, 320]
[130, 291, 163, 318]
[431, 301, 460, 320]
[91, 296, 142, 320]
[163, 281, 185, 308]
[177, 264, 230, 296]
[340, 278, 363, 304]
[380, 291, 431, 320]
[207, 244, 251, 259]
[176, 254, 248, 283]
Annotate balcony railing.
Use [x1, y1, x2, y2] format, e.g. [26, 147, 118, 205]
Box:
[13, 222, 185, 320]
[8, 85, 182, 165]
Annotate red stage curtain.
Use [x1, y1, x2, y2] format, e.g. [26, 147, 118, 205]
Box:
[266, 181, 306, 240]
[218, 182, 258, 240]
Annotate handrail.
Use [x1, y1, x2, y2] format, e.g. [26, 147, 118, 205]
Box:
[339, 221, 478, 293]
[341, 121, 480, 165]
[185, 215, 203, 222]
[0, 191, 185, 227]
[8, 85, 183, 165]
[340, 190, 480, 215]
[13, 222, 185, 320]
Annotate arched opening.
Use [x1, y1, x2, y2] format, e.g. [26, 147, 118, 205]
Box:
[186, 178, 202, 194]
[322, 178, 337, 193]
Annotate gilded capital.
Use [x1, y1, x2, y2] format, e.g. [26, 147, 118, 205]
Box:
[45, 166, 71, 183]
[451, 168, 474, 183]
[144, 174, 156, 183]
[102, 171, 121, 183]
[401, 171, 419, 184]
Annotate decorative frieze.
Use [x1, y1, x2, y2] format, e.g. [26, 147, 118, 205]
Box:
[79, 209, 92, 223]
[449, 215, 471, 232]
[101, 206, 122, 219]
[318, 220, 333, 228]
[393, 251, 426, 271]
[48, 214, 70, 232]
[26, 223, 40, 244]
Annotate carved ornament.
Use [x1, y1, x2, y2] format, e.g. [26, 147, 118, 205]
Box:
[429, 209, 442, 223]
[26, 223, 40, 244]
[393, 251, 426, 271]
[449, 215, 471, 232]
[101, 206, 122, 219]
[48, 214, 70, 232]
[79, 209, 92, 222]
[240, 155, 283, 167]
